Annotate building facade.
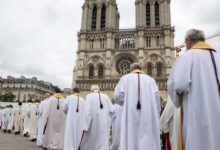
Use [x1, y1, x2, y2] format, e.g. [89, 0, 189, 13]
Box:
[73, 0, 175, 99]
[0, 77, 3, 96]
[2, 76, 57, 102]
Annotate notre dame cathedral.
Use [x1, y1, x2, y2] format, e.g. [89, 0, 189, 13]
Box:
[73, 0, 175, 100]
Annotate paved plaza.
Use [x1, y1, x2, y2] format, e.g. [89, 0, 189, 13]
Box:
[0, 130, 41, 150]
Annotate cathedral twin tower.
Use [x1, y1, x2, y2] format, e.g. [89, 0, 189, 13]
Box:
[73, 0, 175, 99]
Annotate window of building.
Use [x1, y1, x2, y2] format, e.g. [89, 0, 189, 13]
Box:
[116, 56, 134, 75]
[90, 39, 94, 49]
[156, 62, 163, 77]
[89, 64, 94, 79]
[100, 5, 106, 30]
[155, 2, 160, 26]
[146, 36, 151, 47]
[156, 35, 160, 47]
[98, 65, 104, 78]
[147, 63, 153, 76]
[100, 39, 105, 49]
[146, 3, 151, 27]
[91, 6, 97, 30]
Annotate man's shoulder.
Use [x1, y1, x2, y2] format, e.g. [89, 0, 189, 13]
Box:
[125, 72, 154, 80]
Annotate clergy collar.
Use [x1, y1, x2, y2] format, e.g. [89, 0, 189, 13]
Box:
[131, 69, 145, 74]
[53, 93, 64, 99]
[93, 90, 100, 93]
[73, 93, 80, 96]
[191, 42, 216, 52]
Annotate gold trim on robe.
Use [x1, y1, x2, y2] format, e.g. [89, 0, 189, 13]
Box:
[73, 93, 80, 96]
[131, 69, 145, 74]
[191, 42, 216, 52]
[53, 93, 64, 99]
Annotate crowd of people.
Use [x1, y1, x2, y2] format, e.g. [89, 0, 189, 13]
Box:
[0, 28, 219, 150]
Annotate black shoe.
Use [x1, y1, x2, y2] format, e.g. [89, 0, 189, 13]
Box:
[15, 132, 17, 135]
[3, 130, 6, 133]
[30, 139, 36, 142]
[18, 131, 20, 135]
[7, 130, 11, 134]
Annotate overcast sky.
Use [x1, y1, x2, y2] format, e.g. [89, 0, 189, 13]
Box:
[0, 0, 219, 89]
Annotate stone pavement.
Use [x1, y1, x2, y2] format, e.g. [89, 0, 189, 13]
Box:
[0, 130, 41, 150]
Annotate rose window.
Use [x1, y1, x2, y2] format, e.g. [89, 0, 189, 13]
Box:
[116, 56, 134, 74]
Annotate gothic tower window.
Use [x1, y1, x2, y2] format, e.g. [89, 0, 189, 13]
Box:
[155, 2, 160, 27]
[146, 3, 151, 27]
[100, 39, 105, 49]
[100, 5, 106, 30]
[156, 35, 160, 47]
[90, 39, 94, 49]
[91, 6, 97, 30]
[146, 36, 151, 47]
[156, 62, 163, 77]
[98, 64, 104, 78]
[89, 64, 94, 79]
[147, 63, 153, 76]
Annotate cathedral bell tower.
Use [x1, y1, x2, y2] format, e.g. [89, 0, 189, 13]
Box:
[80, 0, 119, 31]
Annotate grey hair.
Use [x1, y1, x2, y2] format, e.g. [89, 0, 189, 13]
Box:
[90, 84, 100, 92]
[185, 29, 205, 42]
[130, 62, 142, 71]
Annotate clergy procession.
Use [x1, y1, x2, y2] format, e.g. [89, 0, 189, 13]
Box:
[0, 29, 220, 150]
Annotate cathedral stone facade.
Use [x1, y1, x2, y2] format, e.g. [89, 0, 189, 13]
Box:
[73, 0, 175, 100]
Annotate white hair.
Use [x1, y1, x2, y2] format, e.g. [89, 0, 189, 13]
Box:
[185, 29, 205, 42]
[90, 84, 100, 92]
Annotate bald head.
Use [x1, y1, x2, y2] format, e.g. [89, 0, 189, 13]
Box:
[130, 63, 142, 72]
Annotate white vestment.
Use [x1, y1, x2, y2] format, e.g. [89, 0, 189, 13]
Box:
[81, 92, 113, 150]
[3, 107, 14, 131]
[0, 109, 3, 128]
[160, 96, 179, 150]
[23, 103, 31, 135]
[43, 95, 66, 150]
[14, 106, 23, 132]
[110, 104, 123, 150]
[168, 49, 220, 150]
[37, 99, 49, 146]
[63, 95, 85, 150]
[1, 108, 7, 130]
[115, 72, 161, 150]
[29, 103, 38, 140]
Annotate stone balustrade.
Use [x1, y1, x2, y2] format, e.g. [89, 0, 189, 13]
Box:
[76, 77, 167, 91]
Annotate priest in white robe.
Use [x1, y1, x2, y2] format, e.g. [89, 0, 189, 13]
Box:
[37, 93, 50, 146]
[4, 105, 14, 133]
[114, 63, 161, 150]
[23, 103, 31, 136]
[168, 29, 220, 150]
[0, 108, 3, 129]
[43, 88, 66, 150]
[79, 85, 113, 150]
[29, 102, 39, 141]
[160, 96, 179, 150]
[14, 102, 23, 135]
[1, 107, 8, 133]
[63, 87, 85, 150]
[110, 103, 123, 150]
